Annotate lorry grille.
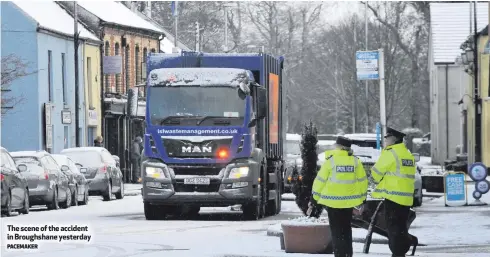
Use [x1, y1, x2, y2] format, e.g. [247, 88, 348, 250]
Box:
[170, 166, 223, 176]
[174, 180, 221, 192]
[162, 138, 233, 158]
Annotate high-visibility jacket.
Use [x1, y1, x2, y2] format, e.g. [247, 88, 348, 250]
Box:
[370, 143, 416, 206]
[312, 150, 368, 208]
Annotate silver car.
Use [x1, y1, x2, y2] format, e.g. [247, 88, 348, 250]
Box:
[52, 154, 89, 205]
[61, 147, 124, 201]
[11, 151, 72, 210]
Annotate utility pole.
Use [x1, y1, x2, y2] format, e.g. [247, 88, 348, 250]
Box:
[352, 21, 357, 133]
[379, 48, 387, 141]
[195, 21, 200, 52]
[74, 2, 80, 147]
[364, 2, 370, 133]
[224, 5, 229, 52]
[172, 1, 179, 53]
[473, 1, 482, 162]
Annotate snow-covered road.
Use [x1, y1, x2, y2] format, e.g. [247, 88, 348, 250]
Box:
[1, 191, 490, 257]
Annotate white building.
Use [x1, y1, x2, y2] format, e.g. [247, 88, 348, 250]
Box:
[428, 2, 488, 165]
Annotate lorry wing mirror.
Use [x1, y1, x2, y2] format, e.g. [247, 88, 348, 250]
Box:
[248, 118, 257, 128]
[238, 82, 250, 100]
[256, 87, 267, 119]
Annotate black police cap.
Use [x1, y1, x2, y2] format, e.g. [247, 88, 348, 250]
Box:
[336, 136, 352, 148]
[384, 127, 406, 139]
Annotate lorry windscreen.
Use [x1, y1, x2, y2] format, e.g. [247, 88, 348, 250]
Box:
[148, 86, 245, 126]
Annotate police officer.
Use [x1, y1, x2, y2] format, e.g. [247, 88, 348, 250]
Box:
[310, 136, 368, 257]
[371, 127, 416, 257]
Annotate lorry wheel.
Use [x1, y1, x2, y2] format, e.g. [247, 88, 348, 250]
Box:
[243, 172, 265, 220]
[144, 202, 165, 220]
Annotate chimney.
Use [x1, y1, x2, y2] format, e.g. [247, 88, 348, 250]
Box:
[147, 1, 152, 18]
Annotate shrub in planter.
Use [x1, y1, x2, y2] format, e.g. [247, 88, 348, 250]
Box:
[292, 121, 322, 217]
[281, 216, 333, 254]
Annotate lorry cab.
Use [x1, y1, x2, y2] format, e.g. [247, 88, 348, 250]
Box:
[141, 52, 285, 220]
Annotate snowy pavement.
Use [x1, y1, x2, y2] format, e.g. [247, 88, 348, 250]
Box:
[1, 192, 490, 257]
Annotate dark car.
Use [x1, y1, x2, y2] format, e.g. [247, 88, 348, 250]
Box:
[1, 147, 30, 216]
[11, 151, 72, 210]
[61, 147, 124, 201]
[284, 139, 301, 193]
[52, 154, 89, 205]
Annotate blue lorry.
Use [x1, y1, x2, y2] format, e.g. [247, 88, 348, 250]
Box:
[141, 51, 286, 220]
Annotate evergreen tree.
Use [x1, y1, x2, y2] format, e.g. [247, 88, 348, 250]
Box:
[292, 121, 323, 217]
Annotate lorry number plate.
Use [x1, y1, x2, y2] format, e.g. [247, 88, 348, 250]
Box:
[184, 177, 210, 185]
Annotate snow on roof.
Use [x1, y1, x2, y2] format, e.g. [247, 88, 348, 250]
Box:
[10, 151, 48, 158]
[148, 68, 250, 87]
[13, 2, 99, 41]
[430, 2, 488, 64]
[76, 1, 162, 34]
[61, 147, 106, 153]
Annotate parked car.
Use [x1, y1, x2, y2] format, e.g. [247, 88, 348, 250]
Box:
[284, 134, 302, 193]
[52, 154, 89, 205]
[11, 151, 72, 210]
[60, 147, 124, 201]
[1, 147, 30, 216]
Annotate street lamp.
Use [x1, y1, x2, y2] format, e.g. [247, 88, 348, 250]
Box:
[461, 52, 469, 65]
[465, 47, 474, 62]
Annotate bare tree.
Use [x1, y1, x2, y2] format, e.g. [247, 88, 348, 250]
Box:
[366, 1, 430, 130]
[1, 54, 36, 116]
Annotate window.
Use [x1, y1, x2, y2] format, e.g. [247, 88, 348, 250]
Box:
[64, 126, 69, 149]
[104, 41, 110, 93]
[135, 46, 140, 85]
[41, 156, 58, 170]
[48, 50, 53, 101]
[125, 45, 130, 94]
[63, 151, 103, 167]
[1, 152, 16, 169]
[61, 53, 67, 104]
[115, 43, 122, 93]
[150, 48, 156, 53]
[143, 48, 148, 63]
[142, 48, 148, 97]
[101, 150, 116, 165]
[46, 156, 60, 169]
[87, 57, 93, 108]
[87, 127, 95, 146]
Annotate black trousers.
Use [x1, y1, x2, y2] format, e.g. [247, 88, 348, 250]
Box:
[384, 199, 411, 256]
[326, 207, 353, 257]
[131, 160, 140, 183]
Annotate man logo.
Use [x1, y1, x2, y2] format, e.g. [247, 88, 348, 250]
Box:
[182, 146, 212, 153]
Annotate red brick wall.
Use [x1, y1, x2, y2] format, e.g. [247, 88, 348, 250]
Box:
[103, 27, 159, 95]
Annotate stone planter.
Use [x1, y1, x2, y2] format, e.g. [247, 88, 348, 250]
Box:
[281, 217, 333, 254]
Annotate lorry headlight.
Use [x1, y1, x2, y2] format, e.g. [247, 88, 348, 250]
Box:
[145, 167, 166, 178]
[228, 167, 249, 178]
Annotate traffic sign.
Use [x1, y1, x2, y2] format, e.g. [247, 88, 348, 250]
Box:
[444, 172, 467, 207]
[356, 51, 379, 80]
[468, 162, 487, 181]
[475, 180, 490, 194]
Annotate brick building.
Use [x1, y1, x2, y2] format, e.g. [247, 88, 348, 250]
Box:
[102, 27, 160, 95]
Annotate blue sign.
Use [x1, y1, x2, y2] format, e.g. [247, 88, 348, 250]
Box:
[356, 51, 379, 81]
[468, 162, 487, 181]
[445, 173, 466, 202]
[375, 122, 381, 150]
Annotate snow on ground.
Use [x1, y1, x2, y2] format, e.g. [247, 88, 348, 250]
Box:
[2, 191, 490, 257]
